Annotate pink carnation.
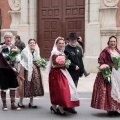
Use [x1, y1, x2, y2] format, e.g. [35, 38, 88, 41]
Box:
[100, 64, 109, 69]
[56, 56, 65, 64]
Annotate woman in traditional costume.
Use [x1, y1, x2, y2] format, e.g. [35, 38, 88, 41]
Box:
[46, 37, 79, 115]
[0, 32, 21, 111]
[17, 39, 44, 108]
[91, 36, 120, 116]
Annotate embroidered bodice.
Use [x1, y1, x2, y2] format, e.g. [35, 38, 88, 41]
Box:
[110, 50, 120, 58]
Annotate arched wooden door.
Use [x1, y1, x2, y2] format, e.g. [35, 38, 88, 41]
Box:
[37, 0, 85, 58]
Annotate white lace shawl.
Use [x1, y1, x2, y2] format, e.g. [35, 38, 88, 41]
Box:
[20, 44, 41, 81]
[46, 37, 65, 73]
[110, 50, 120, 103]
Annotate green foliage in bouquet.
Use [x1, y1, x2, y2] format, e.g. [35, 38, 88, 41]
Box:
[39, 58, 47, 68]
[34, 58, 47, 68]
[97, 64, 111, 83]
[65, 55, 71, 65]
[112, 57, 120, 70]
[6, 49, 20, 61]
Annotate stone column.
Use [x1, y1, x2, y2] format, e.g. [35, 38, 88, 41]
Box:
[17, 0, 29, 44]
[29, 0, 37, 39]
[8, 0, 21, 29]
[84, 0, 100, 72]
[100, 0, 120, 50]
[8, 11, 21, 29]
[20, 0, 28, 24]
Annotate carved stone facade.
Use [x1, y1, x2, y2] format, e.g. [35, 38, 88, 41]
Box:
[99, 0, 120, 50]
[1, 0, 120, 72]
[8, 0, 21, 11]
[104, 0, 119, 7]
[8, 0, 21, 30]
[84, 0, 120, 72]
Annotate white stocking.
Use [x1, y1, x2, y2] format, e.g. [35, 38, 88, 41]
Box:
[19, 98, 23, 105]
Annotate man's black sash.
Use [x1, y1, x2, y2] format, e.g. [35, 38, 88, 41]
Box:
[0, 53, 18, 76]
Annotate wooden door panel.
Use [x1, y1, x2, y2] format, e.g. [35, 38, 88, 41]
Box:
[37, 0, 62, 57]
[76, 0, 85, 6]
[40, 19, 62, 57]
[65, 18, 84, 39]
[37, 0, 85, 58]
[40, 0, 62, 18]
[63, 0, 85, 39]
[41, 0, 50, 8]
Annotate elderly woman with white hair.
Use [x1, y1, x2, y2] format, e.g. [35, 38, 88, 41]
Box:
[0, 32, 21, 111]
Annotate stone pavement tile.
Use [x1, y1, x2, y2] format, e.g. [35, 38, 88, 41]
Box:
[41, 69, 97, 93]
[78, 73, 96, 92]
[41, 69, 49, 92]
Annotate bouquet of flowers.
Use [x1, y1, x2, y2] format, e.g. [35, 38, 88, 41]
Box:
[35, 58, 47, 68]
[97, 64, 111, 83]
[112, 57, 120, 70]
[5, 48, 20, 61]
[54, 54, 71, 67]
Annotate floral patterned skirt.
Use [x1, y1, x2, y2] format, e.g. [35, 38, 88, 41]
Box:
[17, 64, 44, 97]
[91, 72, 120, 111]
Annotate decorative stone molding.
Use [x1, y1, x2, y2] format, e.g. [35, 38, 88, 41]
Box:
[100, 0, 119, 28]
[8, 0, 21, 11]
[100, 7, 118, 28]
[100, 28, 119, 36]
[104, 0, 119, 7]
[8, 11, 21, 29]
[100, 0, 120, 54]
[8, 0, 21, 29]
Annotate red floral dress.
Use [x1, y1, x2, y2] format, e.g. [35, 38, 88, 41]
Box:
[91, 47, 120, 111]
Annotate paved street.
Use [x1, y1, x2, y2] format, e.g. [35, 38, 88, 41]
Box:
[41, 69, 96, 93]
[0, 70, 120, 120]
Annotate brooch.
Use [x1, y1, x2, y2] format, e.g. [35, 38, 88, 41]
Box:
[77, 49, 79, 53]
[71, 51, 75, 55]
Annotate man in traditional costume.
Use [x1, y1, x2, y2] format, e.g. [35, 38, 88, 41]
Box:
[0, 32, 21, 111]
[64, 32, 84, 114]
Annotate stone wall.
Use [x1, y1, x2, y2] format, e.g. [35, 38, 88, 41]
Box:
[116, 0, 120, 27]
[0, 0, 11, 29]
[84, 0, 100, 72]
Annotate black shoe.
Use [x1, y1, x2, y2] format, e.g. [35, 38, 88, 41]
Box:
[107, 111, 115, 117]
[63, 108, 70, 111]
[50, 106, 57, 114]
[85, 73, 90, 77]
[29, 103, 37, 108]
[18, 103, 25, 108]
[68, 108, 77, 114]
[113, 111, 120, 116]
[57, 108, 67, 116]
